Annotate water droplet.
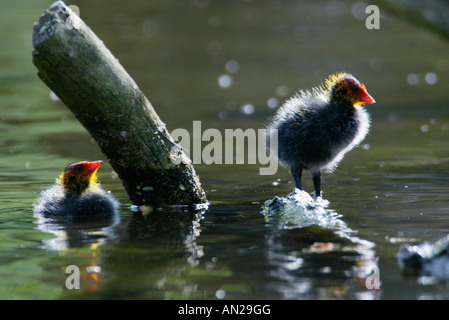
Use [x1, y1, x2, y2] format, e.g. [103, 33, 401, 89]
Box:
[420, 124, 429, 133]
[225, 60, 239, 74]
[240, 104, 255, 115]
[193, 0, 210, 9]
[407, 73, 419, 85]
[275, 86, 289, 97]
[351, 2, 367, 20]
[207, 41, 223, 57]
[388, 114, 397, 123]
[142, 20, 158, 37]
[215, 289, 226, 299]
[218, 74, 233, 88]
[218, 111, 227, 120]
[267, 97, 279, 109]
[208, 15, 222, 27]
[425, 72, 438, 85]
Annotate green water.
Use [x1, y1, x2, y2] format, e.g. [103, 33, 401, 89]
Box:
[1, 0, 449, 299]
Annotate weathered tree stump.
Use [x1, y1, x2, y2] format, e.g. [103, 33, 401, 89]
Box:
[32, 1, 208, 211]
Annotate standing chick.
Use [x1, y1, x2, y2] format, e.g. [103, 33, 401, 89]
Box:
[268, 72, 375, 197]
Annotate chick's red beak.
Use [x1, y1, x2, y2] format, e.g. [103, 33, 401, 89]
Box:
[86, 160, 103, 173]
[359, 87, 375, 104]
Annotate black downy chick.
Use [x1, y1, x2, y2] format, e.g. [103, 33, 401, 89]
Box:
[268, 72, 375, 197]
[34, 160, 119, 217]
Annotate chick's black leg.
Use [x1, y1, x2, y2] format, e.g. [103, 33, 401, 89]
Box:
[291, 164, 303, 190]
[311, 170, 321, 197]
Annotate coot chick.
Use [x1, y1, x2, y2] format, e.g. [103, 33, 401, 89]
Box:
[268, 72, 375, 197]
[34, 160, 120, 217]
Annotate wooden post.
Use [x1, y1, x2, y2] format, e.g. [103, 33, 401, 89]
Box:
[32, 1, 208, 211]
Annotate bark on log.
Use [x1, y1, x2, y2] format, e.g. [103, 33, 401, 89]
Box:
[32, 1, 208, 211]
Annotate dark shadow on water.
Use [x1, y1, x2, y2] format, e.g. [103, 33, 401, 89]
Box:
[262, 189, 381, 299]
[34, 205, 206, 298]
[123, 209, 204, 265]
[70, 209, 206, 299]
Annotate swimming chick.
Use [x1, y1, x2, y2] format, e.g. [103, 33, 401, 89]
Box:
[33, 160, 119, 217]
[268, 72, 375, 197]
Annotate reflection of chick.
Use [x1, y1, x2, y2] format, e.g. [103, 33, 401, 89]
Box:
[268, 73, 375, 196]
[34, 160, 119, 217]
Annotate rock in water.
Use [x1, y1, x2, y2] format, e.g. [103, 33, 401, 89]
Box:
[262, 189, 346, 230]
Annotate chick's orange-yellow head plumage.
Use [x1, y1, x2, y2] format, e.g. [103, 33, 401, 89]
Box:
[57, 160, 103, 195]
[324, 72, 375, 107]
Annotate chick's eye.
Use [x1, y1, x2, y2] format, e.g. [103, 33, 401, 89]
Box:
[351, 85, 360, 92]
[75, 165, 82, 170]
